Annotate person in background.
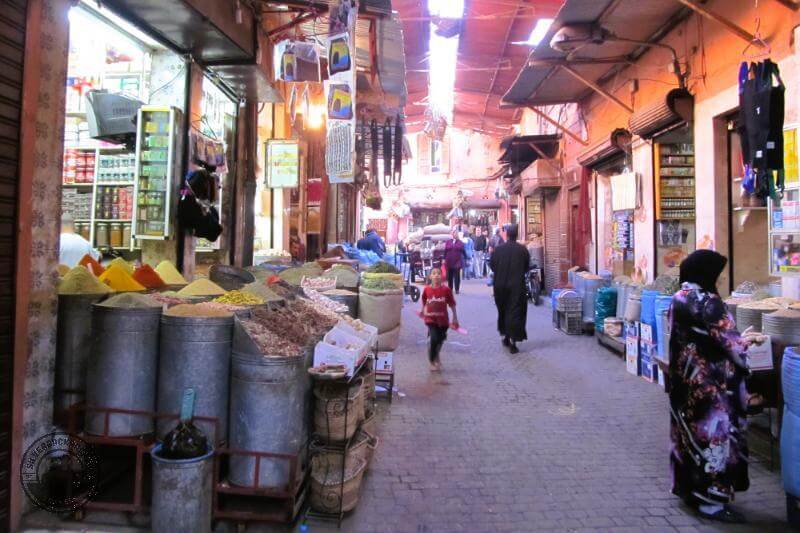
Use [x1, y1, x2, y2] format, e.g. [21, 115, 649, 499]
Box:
[486, 227, 505, 286]
[444, 229, 465, 293]
[489, 224, 529, 354]
[462, 228, 475, 280]
[357, 228, 386, 257]
[668, 249, 764, 523]
[472, 226, 488, 278]
[418, 267, 459, 372]
[59, 213, 100, 267]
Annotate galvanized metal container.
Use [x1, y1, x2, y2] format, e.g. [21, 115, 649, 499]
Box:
[764, 312, 800, 375]
[157, 314, 234, 442]
[228, 320, 309, 488]
[85, 303, 161, 436]
[150, 444, 213, 533]
[324, 290, 358, 318]
[55, 294, 108, 415]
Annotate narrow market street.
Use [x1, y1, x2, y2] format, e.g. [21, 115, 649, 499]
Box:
[341, 280, 790, 533]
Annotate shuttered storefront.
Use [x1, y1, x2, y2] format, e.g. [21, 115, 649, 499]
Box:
[0, 0, 26, 529]
[543, 190, 561, 293]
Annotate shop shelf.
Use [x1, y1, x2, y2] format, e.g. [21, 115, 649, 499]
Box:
[734, 206, 768, 211]
[93, 219, 133, 222]
[62, 182, 94, 187]
[95, 181, 135, 186]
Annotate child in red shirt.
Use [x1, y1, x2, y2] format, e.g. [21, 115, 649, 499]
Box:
[418, 267, 459, 371]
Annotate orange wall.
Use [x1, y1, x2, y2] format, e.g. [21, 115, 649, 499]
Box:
[520, 0, 800, 283]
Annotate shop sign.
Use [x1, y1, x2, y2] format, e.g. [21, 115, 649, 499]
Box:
[266, 140, 299, 188]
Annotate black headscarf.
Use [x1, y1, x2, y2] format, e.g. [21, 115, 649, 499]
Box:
[679, 249, 727, 295]
[506, 223, 519, 242]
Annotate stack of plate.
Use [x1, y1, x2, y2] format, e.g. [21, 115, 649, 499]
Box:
[737, 301, 781, 332]
[763, 309, 800, 348]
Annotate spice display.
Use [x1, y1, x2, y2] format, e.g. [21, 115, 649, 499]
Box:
[148, 292, 190, 307]
[109, 257, 135, 275]
[268, 278, 306, 299]
[770, 308, 800, 319]
[304, 288, 349, 313]
[366, 261, 400, 274]
[133, 264, 166, 289]
[176, 278, 226, 297]
[320, 265, 359, 288]
[200, 301, 248, 314]
[290, 298, 340, 333]
[97, 292, 161, 308]
[739, 300, 782, 311]
[99, 264, 146, 292]
[213, 290, 264, 305]
[154, 260, 188, 285]
[58, 264, 71, 277]
[79, 254, 105, 276]
[324, 289, 357, 296]
[362, 277, 400, 291]
[301, 277, 337, 292]
[734, 281, 758, 294]
[59, 266, 114, 295]
[164, 303, 233, 318]
[791, 303, 800, 311]
[242, 281, 284, 302]
[239, 318, 303, 357]
[760, 296, 798, 308]
[279, 263, 324, 285]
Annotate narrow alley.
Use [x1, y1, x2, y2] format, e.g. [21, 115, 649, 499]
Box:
[343, 282, 790, 533]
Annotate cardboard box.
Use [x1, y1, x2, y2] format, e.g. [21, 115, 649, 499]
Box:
[640, 354, 655, 382]
[376, 351, 394, 372]
[639, 340, 657, 360]
[640, 323, 654, 344]
[625, 337, 639, 358]
[626, 352, 639, 376]
[624, 321, 640, 339]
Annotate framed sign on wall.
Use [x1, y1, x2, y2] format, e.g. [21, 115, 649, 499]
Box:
[266, 140, 300, 188]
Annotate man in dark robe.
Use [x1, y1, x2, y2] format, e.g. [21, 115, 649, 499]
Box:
[489, 224, 529, 353]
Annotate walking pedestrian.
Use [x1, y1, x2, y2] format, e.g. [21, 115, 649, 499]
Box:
[444, 229, 465, 293]
[462, 229, 475, 280]
[473, 226, 488, 278]
[418, 267, 459, 372]
[486, 227, 505, 286]
[668, 249, 765, 523]
[489, 224, 529, 354]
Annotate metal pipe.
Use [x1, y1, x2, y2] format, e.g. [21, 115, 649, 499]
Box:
[526, 106, 589, 146]
[675, 0, 759, 44]
[560, 65, 634, 114]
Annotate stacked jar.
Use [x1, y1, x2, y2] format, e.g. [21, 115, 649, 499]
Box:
[95, 186, 133, 220]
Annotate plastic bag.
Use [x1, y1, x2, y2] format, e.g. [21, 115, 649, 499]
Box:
[594, 287, 618, 333]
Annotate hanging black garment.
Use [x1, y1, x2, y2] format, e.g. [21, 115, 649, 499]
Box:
[393, 114, 403, 185]
[369, 119, 379, 180]
[382, 118, 392, 187]
[737, 62, 751, 167]
[765, 59, 785, 171]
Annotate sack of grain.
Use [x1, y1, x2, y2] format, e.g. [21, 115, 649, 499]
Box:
[376, 324, 401, 351]
[358, 287, 403, 333]
[423, 223, 451, 236]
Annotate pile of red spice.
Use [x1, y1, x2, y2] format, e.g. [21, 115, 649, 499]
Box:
[79, 254, 105, 276]
[133, 264, 166, 289]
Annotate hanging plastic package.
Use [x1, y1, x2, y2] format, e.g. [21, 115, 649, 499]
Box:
[382, 118, 392, 187]
[393, 114, 403, 185]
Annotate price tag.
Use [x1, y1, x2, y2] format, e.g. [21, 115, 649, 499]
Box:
[179, 388, 196, 422]
[747, 337, 773, 371]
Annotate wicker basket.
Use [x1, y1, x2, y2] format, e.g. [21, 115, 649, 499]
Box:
[362, 407, 376, 435]
[558, 310, 583, 335]
[361, 366, 376, 401]
[556, 290, 582, 312]
[312, 429, 379, 472]
[310, 456, 367, 513]
[314, 378, 364, 443]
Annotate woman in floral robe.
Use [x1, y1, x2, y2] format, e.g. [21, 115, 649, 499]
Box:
[669, 250, 755, 523]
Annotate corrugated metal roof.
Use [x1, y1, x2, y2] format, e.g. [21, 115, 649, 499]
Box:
[502, 0, 692, 107]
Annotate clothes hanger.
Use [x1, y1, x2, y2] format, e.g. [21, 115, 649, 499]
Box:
[742, 3, 771, 61]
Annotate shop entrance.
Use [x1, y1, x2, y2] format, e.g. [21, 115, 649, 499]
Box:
[727, 117, 771, 292]
[653, 127, 696, 275]
[594, 156, 632, 278]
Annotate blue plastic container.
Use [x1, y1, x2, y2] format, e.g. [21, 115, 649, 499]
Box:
[640, 289, 660, 328]
[783, 347, 800, 416]
[594, 287, 618, 333]
[653, 295, 673, 357]
[783, 406, 800, 497]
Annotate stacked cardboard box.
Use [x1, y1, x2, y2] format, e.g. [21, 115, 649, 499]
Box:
[625, 321, 639, 376]
[639, 323, 657, 383]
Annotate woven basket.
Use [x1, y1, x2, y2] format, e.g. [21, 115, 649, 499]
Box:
[310, 456, 367, 513]
[362, 408, 376, 436]
[360, 366, 376, 403]
[314, 378, 364, 443]
[312, 429, 378, 473]
[556, 290, 582, 312]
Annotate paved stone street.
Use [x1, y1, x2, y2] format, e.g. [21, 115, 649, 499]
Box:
[340, 279, 791, 533]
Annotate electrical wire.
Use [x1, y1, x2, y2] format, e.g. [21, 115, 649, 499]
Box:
[149, 64, 186, 102]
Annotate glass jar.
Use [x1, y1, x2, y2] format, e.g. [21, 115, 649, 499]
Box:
[95, 223, 109, 248]
[109, 223, 122, 248]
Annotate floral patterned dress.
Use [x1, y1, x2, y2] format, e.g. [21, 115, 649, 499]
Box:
[668, 282, 750, 505]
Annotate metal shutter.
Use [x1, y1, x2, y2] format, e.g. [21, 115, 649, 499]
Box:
[543, 190, 560, 293]
[0, 0, 26, 529]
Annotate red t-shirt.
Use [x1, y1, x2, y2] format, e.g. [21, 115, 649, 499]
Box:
[422, 284, 455, 328]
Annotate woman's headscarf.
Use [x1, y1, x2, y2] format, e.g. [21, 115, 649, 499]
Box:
[679, 249, 727, 294]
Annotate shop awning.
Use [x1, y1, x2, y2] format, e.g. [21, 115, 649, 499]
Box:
[498, 134, 561, 176]
[520, 158, 562, 196]
[629, 89, 693, 139]
[501, 0, 692, 109]
[102, 0, 255, 62]
[577, 128, 631, 168]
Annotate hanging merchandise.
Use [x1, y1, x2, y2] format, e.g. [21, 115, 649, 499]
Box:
[738, 58, 785, 201]
[370, 120, 379, 181]
[382, 118, 393, 187]
[178, 168, 223, 242]
[326, 121, 354, 178]
[393, 115, 403, 185]
[189, 130, 227, 173]
[327, 33, 352, 76]
[289, 85, 298, 127]
[273, 39, 321, 83]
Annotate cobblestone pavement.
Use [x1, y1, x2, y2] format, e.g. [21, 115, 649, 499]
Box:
[339, 279, 791, 533]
